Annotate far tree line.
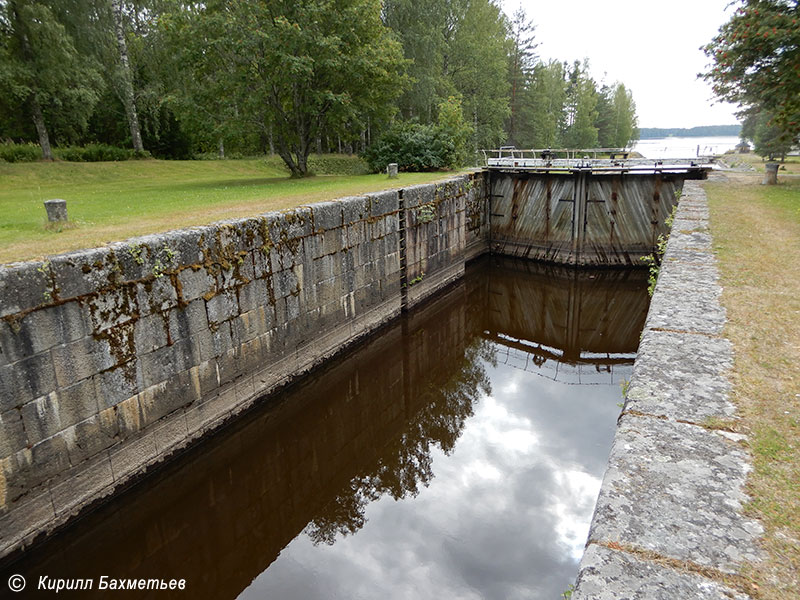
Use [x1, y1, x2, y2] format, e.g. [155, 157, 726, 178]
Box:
[0, 0, 640, 175]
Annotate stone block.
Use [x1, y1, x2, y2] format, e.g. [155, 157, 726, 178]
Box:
[0, 409, 27, 459]
[366, 189, 398, 218]
[64, 409, 119, 465]
[138, 339, 195, 389]
[0, 302, 91, 365]
[311, 201, 344, 231]
[573, 544, 752, 600]
[49, 247, 115, 300]
[85, 284, 140, 333]
[50, 456, 114, 518]
[2, 352, 57, 412]
[135, 277, 178, 316]
[22, 378, 98, 444]
[115, 395, 142, 439]
[231, 307, 271, 345]
[346, 221, 366, 248]
[625, 330, 736, 423]
[340, 195, 368, 224]
[152, 412, 189, 455]
[237, 278, 270, 314]
[645, 286, 726, 336]
[168, 298, 209, 344]
[587, 414, 763, 573]
[205, 289, 239, 324]
[108, 433, 158, 482]
[0, 490, 55, 555]
[94, 364, 139, 409]
[138, 370, 197, 427]
[28, 434, 71, 487]
[177, 267, 217, 303]
[402, 183, 435, 209]
[0, 259, 50, 314]
[133, 312, 169, 354]
[51, 336, 116, 388]
[311, 228, 344, 259]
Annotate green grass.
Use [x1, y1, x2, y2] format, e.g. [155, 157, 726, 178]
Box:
[706, 174, 800, 599]
[0, 158, 458, 264]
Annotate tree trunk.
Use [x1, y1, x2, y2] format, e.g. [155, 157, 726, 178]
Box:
[218, 138, 225, 159]
[31, 95, 53, 161]
[112, 0, 144, 153]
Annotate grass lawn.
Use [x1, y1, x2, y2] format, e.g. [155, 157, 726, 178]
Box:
[0, 158, 459, 264]
[706, 171, 800, 599]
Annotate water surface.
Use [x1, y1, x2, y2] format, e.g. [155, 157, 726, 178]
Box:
[1, 257, 649, 599]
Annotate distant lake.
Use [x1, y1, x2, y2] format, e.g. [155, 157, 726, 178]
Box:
[633, 136, 741, 159]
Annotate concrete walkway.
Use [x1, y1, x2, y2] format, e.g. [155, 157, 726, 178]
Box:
[572, 181, 763, 599]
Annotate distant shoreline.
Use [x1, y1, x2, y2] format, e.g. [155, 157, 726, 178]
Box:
[638, 124, 741, 139]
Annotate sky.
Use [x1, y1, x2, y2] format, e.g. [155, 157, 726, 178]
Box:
[500, 0, 740, 128]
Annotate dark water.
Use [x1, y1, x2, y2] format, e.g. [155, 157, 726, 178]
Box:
[1, 257, 649, 599]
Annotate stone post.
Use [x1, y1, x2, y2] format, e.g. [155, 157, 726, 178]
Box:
[387, 163, 398, 178]
[44, 199, 68, 222]
[762, 162, 779, 185]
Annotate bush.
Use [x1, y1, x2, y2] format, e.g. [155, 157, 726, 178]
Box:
[362, 96, 474, 173]
[54, 143, 137, 162]
[362, 121, 453, 173]
[0, 142, 42, 163]
[307, 154, 370, 175]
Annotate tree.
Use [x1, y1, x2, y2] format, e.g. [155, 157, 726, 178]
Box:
[562, 60, 598, 148]
[702, 0, 800, 142]
[182, 0, 406, 177]
[523, 60, 567, 148]
[110, 0, 143, 152]
[506, 7, 536, 146]
[0, 0, 103, 158]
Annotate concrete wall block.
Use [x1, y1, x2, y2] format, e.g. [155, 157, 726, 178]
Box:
[205, 289, 239, 325]
[151, 411, 189, 455]
[0, 261, 52, 318]
[366, 190, 399, 218]
[139, 339, 194, 389]
[64, 408, 119, 466]
[2, 352, 57, 412]
[237, 278, 270, 314]
[86, 284, 139, 333]
[216, 251, 256, 290]
[311, 201, 344, 231]
[0, 409, 27, 460]
[216, 347, 242, 388]
[168, 298, 208, 344]
[253, 246, 273, 279]
[192, 361, 219, 399]
[51, 336, 116, 388]
[177, 267, 216, 303]
[94, 365, 138, 410]
[192, 321, 233, 363]
[133, 312, 169, 355]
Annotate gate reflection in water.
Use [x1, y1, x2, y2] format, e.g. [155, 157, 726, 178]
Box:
[2, 256, 649, 599]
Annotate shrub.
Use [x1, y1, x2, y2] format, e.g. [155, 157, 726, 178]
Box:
[54, 143, 136, 162]
[0, 142, 42, 163]
[307, 154, 370, 175]
[362, 96, 474, 173]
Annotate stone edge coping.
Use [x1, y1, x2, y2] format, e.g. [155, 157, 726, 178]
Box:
[572, 181, 763, 599]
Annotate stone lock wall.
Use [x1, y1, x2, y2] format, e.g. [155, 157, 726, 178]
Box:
[0, 172, 487, 558]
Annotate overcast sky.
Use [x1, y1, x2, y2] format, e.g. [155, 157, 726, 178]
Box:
[500, 0, 740, 128]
